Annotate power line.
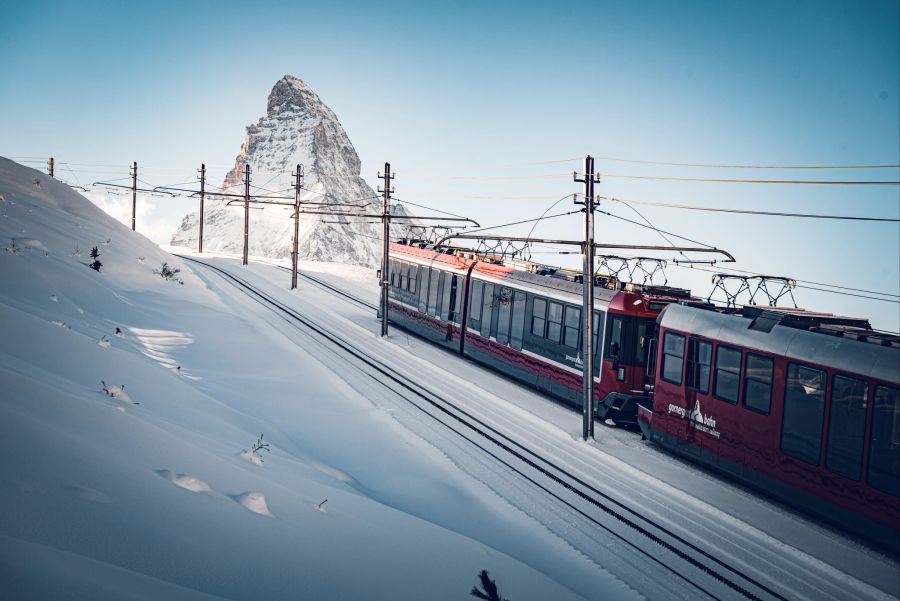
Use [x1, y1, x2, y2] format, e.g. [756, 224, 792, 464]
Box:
[593, 155, 900, 170]
[392, 197, 481, 220]
[598, 173, 900, 185]
[601, 196, 900, 222]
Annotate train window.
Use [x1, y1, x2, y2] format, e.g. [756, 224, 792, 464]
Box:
[393, 259, 401, 287]
[480, 283, 495, 337]
[685, 338, 711, 394]
[743, 353, 773, 414]
[780, 364, 826, 465]
[469, 280, 483, 328]
[825, 375, 868, 480]
[594, 311, 603, 357]
[439, 272, 453, 321]
[496, 287, 512, 345]
[408, 264, 418, 294]
[532, 297, 547, 337]
[450, 277, 462, 324]
[510, 291, 526, 350]
[547, 302, 563, 343]
[660, 332, 685, 385]
[635, 319, 654, 366]
[605, 317, 624, 360]
[867, 385, 900, 496]
[399, 262, 408, 290]
[427, 268, 440, 316]
[713, 346, 741, 404]
[428, 267, 441, 317]
[563, 306, 581, 349]
[418, 267, 430, 313]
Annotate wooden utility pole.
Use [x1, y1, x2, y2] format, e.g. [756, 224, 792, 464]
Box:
[575, 155, 600, 441]
[48, 157, 54, 178]
[198, 163, 205, 253]
[291, 164, 304, 290]
[131, 161, 138, 231]
[378, 162, 395, 336]
[243, 164, 250, 265]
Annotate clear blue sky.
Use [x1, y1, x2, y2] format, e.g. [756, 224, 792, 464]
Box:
[2, 0, 898, 329]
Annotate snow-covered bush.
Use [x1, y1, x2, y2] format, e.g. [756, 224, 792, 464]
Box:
[89, 246, 102, 272]
[153, 262, 183, 284]
[241, 433, 271, 465]
[101, 381, 125, 398]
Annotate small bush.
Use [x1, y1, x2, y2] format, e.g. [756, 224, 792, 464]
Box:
[153, 262, 183, 284]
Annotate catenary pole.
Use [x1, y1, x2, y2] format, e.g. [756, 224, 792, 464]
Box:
[198, 163, 205, 253]
[378, 162, 394, 336]
[243, 164, 250, 265]
[131, 161, 137, 231]
[291, 164, 304, 290]
[574, 155, 600, 441]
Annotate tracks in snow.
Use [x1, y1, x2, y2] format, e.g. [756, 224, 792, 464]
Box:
[179, 255, 844, 601]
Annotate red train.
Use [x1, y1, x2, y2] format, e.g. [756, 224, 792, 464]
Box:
[638, 302, 900, 553]
[385, 241, 900, 552]
[386, 242, 689, 426]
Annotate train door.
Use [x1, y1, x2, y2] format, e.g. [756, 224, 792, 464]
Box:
[603, 315, 656, 395]
[684, 336, 713, 458]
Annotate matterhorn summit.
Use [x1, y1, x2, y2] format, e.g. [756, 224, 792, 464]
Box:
[171, 75, 408, 266]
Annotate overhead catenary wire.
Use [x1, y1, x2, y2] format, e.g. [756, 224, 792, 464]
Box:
[601, 196, 900, 222]
[597, 173, 900, 185]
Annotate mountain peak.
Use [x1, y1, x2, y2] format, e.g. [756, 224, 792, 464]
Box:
[267, 75, 330, 119]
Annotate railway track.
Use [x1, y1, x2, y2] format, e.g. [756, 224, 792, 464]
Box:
[178, 255, 805, 601]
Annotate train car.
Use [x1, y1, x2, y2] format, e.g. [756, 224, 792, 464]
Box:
[638, 302, 900, 553]
[384, 241, 694, 426]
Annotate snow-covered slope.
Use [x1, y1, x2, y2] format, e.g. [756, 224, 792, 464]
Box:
[170, 75, 411, 267]
[0, 157, 606, 600]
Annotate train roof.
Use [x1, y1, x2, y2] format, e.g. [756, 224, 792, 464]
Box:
[660, 303, 900, 385]
[390, 241, 696, 311]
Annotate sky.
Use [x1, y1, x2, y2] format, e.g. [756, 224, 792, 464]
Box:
[1, 0, 898, 330]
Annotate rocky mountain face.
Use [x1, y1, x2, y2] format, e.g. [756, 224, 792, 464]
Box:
[171, 75, 410, 267]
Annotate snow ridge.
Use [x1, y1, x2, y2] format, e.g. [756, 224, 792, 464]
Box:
[170, 75, 410, 267]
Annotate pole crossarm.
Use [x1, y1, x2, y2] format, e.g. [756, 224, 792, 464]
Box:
[93, 181, 175, 196]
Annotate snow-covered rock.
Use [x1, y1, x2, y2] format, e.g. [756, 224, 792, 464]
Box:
[170, 75, 411, 267]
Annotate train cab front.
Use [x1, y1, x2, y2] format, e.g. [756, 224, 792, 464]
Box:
[595, 289, 689, 428]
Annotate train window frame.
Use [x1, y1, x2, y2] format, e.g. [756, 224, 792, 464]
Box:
[480, 283, 495, 338]
[399, 261, 408, 290]
[468, 280, 483, 328]
[743, 353, 774, 415]
[866, 385, 900, 497]
[605, 316, 625, 361]
[563, 305, 581, 349]
[685, 337, 711, 394]
[713, 345, 742, 405]
[546, 301, 563, 343]
[660, 331, 685, 386]
[418, 266, 430, 313]
[780, 363, 827, 466]
[448, 275, 460, 324]
[510, 291, 526, 350]
[428, 267, 441, 316]
[825, 374, 868, 481]
[408, 264, 418, 294]
[531, 297, 547, 338]
[439, 272, 453, 321]
[496, 287, 513, 345]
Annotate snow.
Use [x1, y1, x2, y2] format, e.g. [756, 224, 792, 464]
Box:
[2, 155, 898, 601]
